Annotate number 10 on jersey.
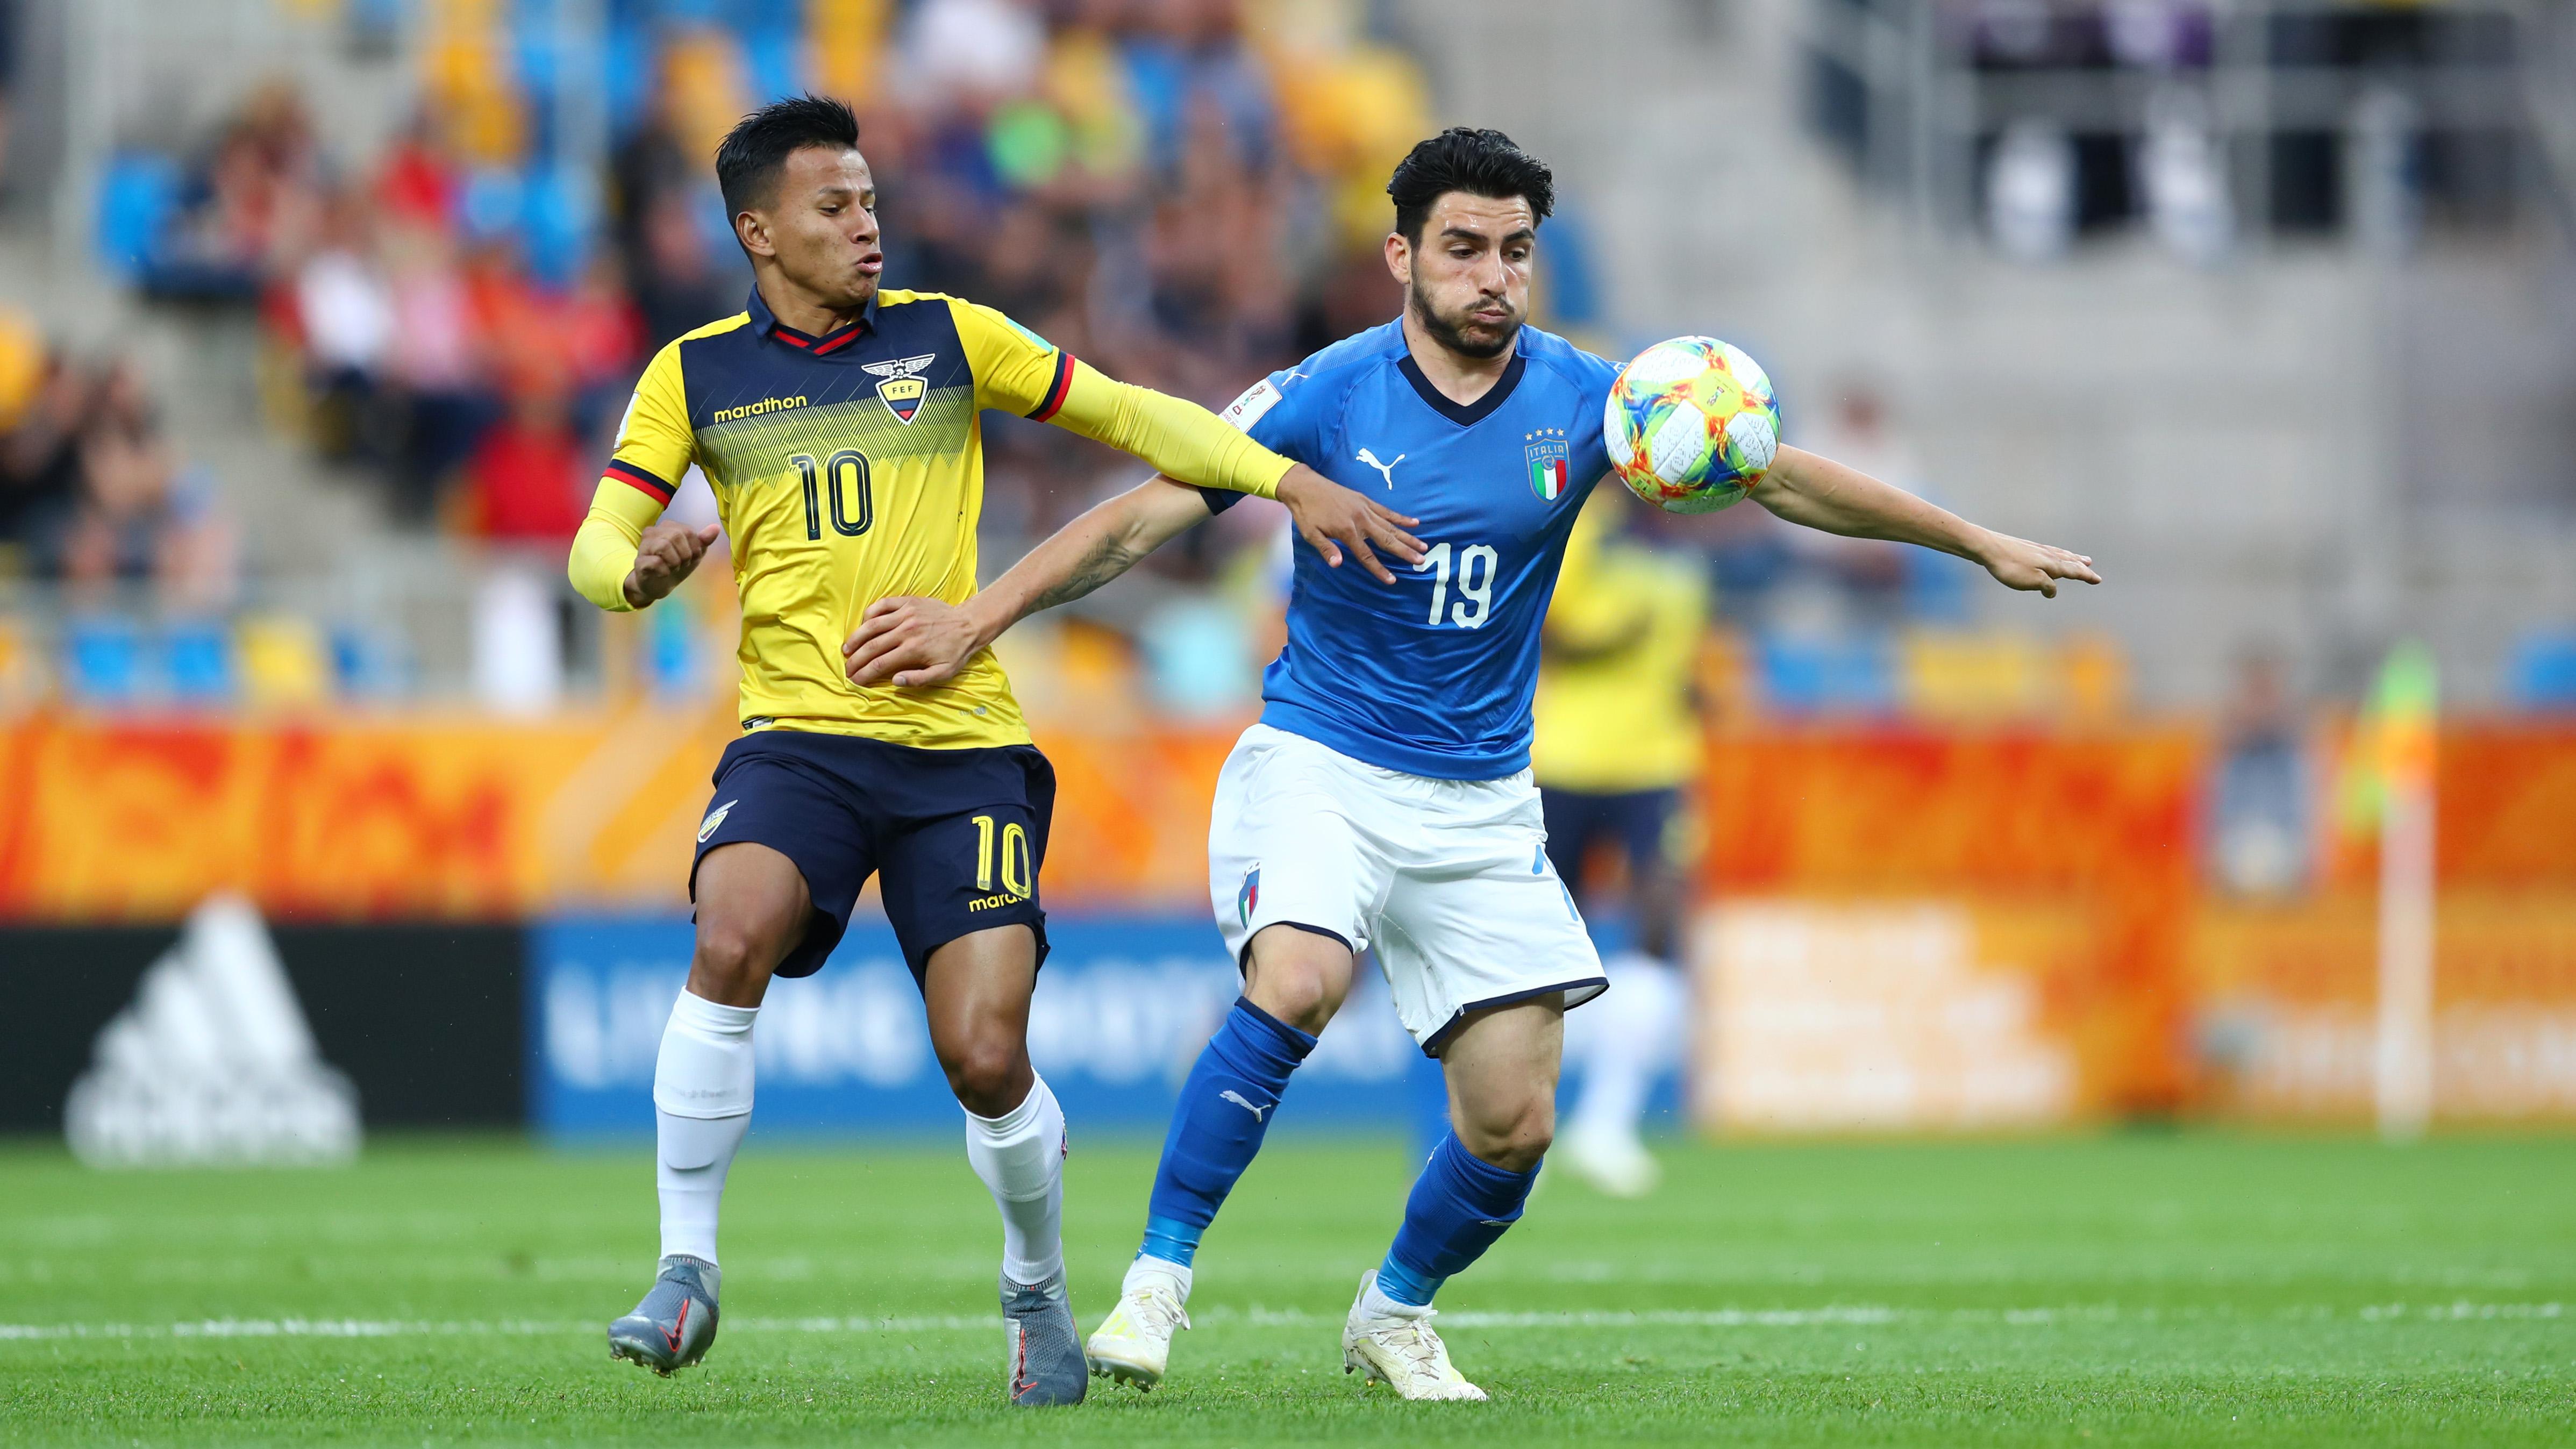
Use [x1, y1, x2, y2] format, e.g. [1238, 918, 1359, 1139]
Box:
[793, 450, 873, 541]
[1416, 541, 1496, 629]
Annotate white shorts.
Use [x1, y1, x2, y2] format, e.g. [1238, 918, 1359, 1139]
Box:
[1209, 724, 1607, 1055]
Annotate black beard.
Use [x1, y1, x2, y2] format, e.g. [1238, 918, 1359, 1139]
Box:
[1409, 280, 1518, 360]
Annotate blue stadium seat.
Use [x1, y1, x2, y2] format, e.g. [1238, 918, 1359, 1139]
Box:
[95, 153, 183, 281]
[521, 164, 598, 287]
[164, 623, 237, 704]
[1757, 630, 1897, 716]
[2508, 630, 2576, 712]
[62, 618, 149, 704]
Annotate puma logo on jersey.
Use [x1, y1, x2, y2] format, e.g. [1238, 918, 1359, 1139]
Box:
[862, 353, 939, 423]
[1355, 448, 1405, 490]
[1219, 1089, 1271, 1122]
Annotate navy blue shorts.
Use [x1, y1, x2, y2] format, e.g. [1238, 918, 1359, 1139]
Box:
[1539, 786, 1681, 894]
[690, 730, 1054, 982]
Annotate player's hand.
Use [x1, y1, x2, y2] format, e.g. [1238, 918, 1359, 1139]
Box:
[1275, 465, 1424, 584]
[843, 595, 988, 688]
[1976, 531, 2100, 598]
[623, 522, 721, 609]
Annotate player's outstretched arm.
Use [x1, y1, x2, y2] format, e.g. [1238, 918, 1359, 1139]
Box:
[843, 476, 1215, 689]
[846, 467, 1423, 689]
[1751, 445, 2101, 598]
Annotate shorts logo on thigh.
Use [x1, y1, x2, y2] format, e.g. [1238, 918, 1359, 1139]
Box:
[698, 800, 737, 844]
[1237, 864, 1261, 928]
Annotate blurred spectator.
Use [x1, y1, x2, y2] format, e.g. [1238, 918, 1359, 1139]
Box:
[465, 386, 588, 546]
[2208, 649, 2316, 898]
[1989, 117, 2077, 262]
[57, 361, 236, 603]
[294, 188, 397, 462]
[901, 0, 1048, 112]
[2138, 86, 2231, 265]
[146, 81, 325, 302]
[0, 349, 90, 567]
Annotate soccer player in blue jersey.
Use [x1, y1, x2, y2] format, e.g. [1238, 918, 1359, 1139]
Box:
[843, 127, 2098, 1400]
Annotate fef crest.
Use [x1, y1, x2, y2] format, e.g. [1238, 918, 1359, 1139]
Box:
[861, 353, 939, 423]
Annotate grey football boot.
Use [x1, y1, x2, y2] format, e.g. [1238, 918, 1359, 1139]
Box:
[1001, 1270, 1088, 1406]
[608, 1255, 720, 1375]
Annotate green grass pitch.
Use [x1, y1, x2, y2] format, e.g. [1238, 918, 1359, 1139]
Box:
[3, 1132, 2570, 1446]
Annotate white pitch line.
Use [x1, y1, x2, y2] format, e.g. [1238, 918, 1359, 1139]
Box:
[0, 1301, 2558, 1344]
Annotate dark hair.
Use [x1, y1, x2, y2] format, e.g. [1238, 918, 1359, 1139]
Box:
[715, 94, 861, 217]
[1386, 127, 1554, 243]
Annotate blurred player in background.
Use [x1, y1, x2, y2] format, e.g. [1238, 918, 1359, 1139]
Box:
[1534, 488, 1706, 1197]
[845, 126, 2097, 1402]
[565, 95, 1409, 1403]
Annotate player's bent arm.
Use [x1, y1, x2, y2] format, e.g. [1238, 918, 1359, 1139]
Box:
[843, 476, 1215, 688]
[1752, 445, 2101, 598]
[568, 482, 655, 611]
[567, 479, 717, 611]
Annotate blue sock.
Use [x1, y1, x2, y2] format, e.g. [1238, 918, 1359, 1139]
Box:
[1376, 1132, 1540, 1307]
[1136, 997, 1316, 1268]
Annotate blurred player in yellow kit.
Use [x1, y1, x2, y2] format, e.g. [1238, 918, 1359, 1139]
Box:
[1533, 486, 1708, 1196]
[564, 95, 1412, 1402]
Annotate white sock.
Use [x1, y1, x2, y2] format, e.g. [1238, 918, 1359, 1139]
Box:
[1361, 1273, 1427, 1322]
[653, 990, 758, 1265]
[964, 1072, 1066, 1286]
[1123, 1254, 1191, 1304]
[1570, 953, 1686, 1145]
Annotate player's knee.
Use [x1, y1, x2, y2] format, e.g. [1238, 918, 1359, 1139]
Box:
[688, 919, 775, 1002]
[938, 1033, 1030, 1117]
[1243, 932, 1354, 1033]
[1459, 1096, 1554, 1174]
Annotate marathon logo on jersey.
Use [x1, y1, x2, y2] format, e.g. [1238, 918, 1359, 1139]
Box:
[1525, 429, 1571, 502]
[861, 354, 939, 423]
[1237, 864, 1261, 928]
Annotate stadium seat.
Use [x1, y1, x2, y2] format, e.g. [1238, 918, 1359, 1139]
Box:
[164, 623, 238, 704]
[238, 613, 334, 709]
[1756, 631, 1896, 716]
[2508, 629, 2576, 712]
[1899, 630, 2047, 722]
[62, 617, 149, 704]
[94, 153, 183, 281]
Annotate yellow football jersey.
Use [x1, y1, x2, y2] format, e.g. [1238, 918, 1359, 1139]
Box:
[569, 287, 1292, 750]
[1531, 497, 1710, 793]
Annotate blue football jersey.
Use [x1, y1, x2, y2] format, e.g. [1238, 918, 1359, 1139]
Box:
[1205, 320, 1621, 780]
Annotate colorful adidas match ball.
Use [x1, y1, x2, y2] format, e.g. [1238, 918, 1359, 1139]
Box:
[1603, 337, 1781, 513]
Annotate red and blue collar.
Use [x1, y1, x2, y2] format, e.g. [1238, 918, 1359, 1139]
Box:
[745, 286, 877, 356]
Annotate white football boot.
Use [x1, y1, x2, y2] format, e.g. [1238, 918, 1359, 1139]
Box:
[1340, 1270, 1487, 1401]
[1084, 1261, 1190, 1391]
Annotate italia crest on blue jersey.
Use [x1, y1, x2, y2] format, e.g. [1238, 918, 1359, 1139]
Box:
[1237, 864, 1261, 927]
[1524, 429, 1571, 501]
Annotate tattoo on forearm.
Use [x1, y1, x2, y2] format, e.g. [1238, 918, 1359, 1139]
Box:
[1027, 534, 1140, 613]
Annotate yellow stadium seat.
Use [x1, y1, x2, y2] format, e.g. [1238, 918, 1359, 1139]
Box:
[237, 613, 334, 710]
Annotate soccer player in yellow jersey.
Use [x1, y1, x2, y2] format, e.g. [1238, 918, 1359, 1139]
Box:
[568, 96, 1419, 1403]
[1532, 488, 1708, 1197]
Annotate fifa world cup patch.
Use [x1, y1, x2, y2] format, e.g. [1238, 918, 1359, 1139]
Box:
[1237, 864, 1261, 928]
[861, 353, 939, 423]
[1221, 380, 1283, 433]
[1524, 429, 1571, 502]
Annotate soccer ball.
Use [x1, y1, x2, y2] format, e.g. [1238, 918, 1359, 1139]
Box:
[1603, 337, 1781, 513]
